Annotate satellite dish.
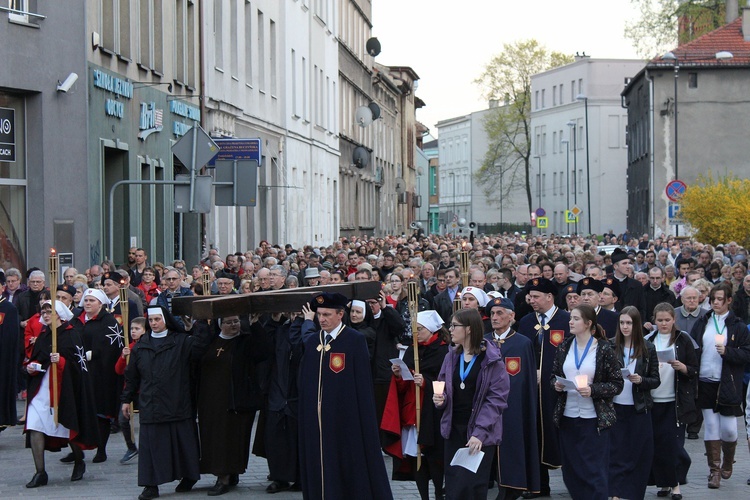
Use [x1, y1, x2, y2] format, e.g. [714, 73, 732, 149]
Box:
[352, 147, 369, 169]
[368, 102, 381, 120]
[395, 177, 406, 194]
[355, 106, 373, 127]
[366, 37, 381, 57]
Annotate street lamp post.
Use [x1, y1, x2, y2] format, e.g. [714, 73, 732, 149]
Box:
[533, 155, 542, 235]
[566, 121, 578, 235]
[561, 139, 570, 227]
[576, 94, 592, 235]
[662, 51, 679, 236]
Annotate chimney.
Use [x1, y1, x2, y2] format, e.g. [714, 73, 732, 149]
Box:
[489, 99, 499, 109]
[727, 0, 739, 24]
[744, 7, 750, 41]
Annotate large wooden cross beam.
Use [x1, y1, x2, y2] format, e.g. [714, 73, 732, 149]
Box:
[171, 281, 382, 319]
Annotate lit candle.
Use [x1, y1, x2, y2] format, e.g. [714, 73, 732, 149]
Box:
[432, 381, 445, 395]
[575, 374, 589, 389]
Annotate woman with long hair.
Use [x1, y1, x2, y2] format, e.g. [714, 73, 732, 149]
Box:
[552, 304, 623, 499]
[433, 309, 509, 499]
[645, 302, 699, 499]
[608, 307, 660, 500]
[689, 282, 750, 489]
[382, 310, 449, 500]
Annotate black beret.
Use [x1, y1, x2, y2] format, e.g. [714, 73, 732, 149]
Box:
[485, 297, 514, 316]
[561, 283, 578, 297]
[310, 292, 349, 311]
[525, 277, 558, 295]
[101, 272, 121, 284]
[602, 278, 621, 298]
[57, 284, 77, 297]
[576, 278, 604, 294]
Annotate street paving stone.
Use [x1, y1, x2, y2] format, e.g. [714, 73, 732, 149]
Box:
[1, 400, 749, 499]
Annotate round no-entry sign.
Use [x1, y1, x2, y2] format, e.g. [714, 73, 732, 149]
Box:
[666, 180, 686, 202]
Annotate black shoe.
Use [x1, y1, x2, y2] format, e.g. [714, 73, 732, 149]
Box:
[92, 451, 107, 463]
[71, 461, 86, 481]
[671, 494, 683, 500]
[26, 471, 48, 488]
[228, 474, 240, 486]
[208, 480, 231, 496]
[521, 490, 550, 499]
[266, 481, 291, 494]
[139, 486, 160, 500]
[657, 488, 672, 497]
[289, 482, 302, 492]
[687, 432, 699, 440]
[175, 478, 197, 493]
[60, 452, 78, 464]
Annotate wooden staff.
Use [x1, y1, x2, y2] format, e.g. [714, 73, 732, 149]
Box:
[201, 266, 211, 296]
[118, 285, 134, 441]
[407, 281, 422, 470]
[48, 249, 59, 425]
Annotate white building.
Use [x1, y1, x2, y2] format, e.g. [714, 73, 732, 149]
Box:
[530, 57, 644, 236]
[436, 105, 530, 235]
[203, 0, 340, 251]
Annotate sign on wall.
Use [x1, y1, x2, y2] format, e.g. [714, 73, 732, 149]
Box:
[0, 107, 15, 162]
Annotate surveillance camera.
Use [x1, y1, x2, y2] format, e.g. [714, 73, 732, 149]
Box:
[56, 72, 79, 93]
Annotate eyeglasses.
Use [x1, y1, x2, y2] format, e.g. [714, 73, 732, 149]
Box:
[164, 277, 179, 281]
[449, 323, 464, 330]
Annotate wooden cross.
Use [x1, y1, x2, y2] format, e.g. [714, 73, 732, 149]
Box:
[216, 347, 224, 357]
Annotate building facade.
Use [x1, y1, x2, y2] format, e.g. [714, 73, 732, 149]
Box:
[530, 57, 644, 236]
[622, 13, 750, 236]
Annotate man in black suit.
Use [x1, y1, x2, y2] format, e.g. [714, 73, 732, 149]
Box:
[610, 248, 646, 320]
[576, 278, 618, 339]
[433, 268, 461, 323]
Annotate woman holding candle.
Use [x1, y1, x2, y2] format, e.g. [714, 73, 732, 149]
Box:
[382, 310, 449, 500]
[644, 303, 699, 499]
[688, 281, 750, 489]
[24, 301, 98, 487]
[608, 306, 660, 500]
[551, 304, 623, 500]
[432, 308, 509, 499]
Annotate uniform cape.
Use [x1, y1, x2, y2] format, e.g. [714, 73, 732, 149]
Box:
[298, 324, 393, 500]
[485, 330, 541, 492]
[0, 298, 20, 427]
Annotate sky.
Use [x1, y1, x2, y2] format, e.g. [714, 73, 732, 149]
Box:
[371, 0, 643, 137]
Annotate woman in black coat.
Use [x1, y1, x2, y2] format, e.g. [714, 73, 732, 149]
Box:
[645, 303, 699, 499]
[608, 307, 660, 500]
[689, 282, 750, 489]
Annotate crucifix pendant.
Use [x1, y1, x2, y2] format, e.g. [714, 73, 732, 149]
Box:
[216, 347, 224, 357]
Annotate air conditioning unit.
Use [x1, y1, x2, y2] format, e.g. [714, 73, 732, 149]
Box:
[413, 195, 422, 208]
[398, 192, 408, 204]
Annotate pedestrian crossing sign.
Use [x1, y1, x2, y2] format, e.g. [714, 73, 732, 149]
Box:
[537, 217, 549, 229]
[565, 210, 578, 223]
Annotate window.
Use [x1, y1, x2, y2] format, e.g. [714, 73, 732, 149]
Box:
[541, 89, 546, 108]
[535, 91, 539, 110]
[688, 72, 698, 88]
[138, 0, 164, 74]
[578, 78, 583, 96]
[429, 165, 437, 195]
[553, 172, 557, 195]
[100, 0, 131, 60]
[8, 0, 28, 22]
[214, 0, 223, 69]
[270, 19, 277, 95]
[559, 84, 564, 105]
[553, 131, 557, 153]
[244, 2, 252, 85]
[571, 80, 575, 101]
[541, 131, 547, 155]
[553, 85, 557, 106]
[0, 93, 27, 269]
[257, 9, 265, 92]
[291, 49, 298, 117]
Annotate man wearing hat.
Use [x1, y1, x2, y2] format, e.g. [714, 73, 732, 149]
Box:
[610, 248, 647, 319]
[600, 278, 620, 312]
[484, 297, 540, 500]
[559, 284, 580, 312]
[101, 272, 140, 327]
[516, 278, 570, 498]
[576, 278, 618, 339]
[0, 274, 20, 433]
[297, 292, 393, 500]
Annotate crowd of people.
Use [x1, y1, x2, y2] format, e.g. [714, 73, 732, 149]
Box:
[1, 231, 750, 499]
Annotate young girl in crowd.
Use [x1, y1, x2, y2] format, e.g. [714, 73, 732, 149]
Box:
[645, 303, 699, 499]
[115, 317, 146, 464]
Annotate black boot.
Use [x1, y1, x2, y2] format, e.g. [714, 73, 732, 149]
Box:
[71, 461, 85, 481]
[26, 472, 48, 488]
[139, 486, 159, 500]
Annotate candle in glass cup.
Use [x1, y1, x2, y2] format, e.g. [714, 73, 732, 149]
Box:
[574, 374, 588, 389]
[432, 381, 445, 395]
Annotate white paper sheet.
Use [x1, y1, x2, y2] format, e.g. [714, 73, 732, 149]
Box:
[620, 368, 631, 378]
[389, 358, 414, 380]
[656, 348, 675, 363]
[450, 447, 485, 473]
[555, 375, 578, 391]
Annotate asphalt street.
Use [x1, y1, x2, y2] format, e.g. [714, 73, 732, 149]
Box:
[1, 400, 748, 499]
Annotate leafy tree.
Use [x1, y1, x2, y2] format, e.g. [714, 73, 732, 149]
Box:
[474, 40, 572, 215]
[677, 172, 750, 247]
[625, 0, 742, 58]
